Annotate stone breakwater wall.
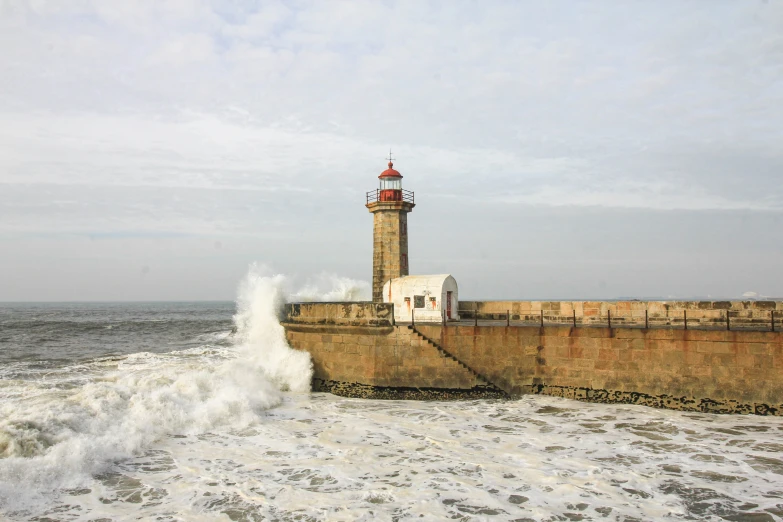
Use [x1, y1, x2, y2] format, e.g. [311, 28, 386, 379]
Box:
[283, 323, 485, 392]
[414, 325, 783, 415]
[461, 300, 783, 329]
[282, 303, 783, 414]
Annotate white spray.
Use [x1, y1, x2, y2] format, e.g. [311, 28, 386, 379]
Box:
[231, 267, 314, 392]
[0, 265, 340, 512]
[289, 272, 371, 302]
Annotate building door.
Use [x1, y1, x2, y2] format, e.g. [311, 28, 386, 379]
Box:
[446, 291, 453, 319]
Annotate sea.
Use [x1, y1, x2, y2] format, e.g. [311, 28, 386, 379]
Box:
[1, 270, 782, 521]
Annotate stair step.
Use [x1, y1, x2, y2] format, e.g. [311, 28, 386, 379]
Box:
[408, 325, 508, 396]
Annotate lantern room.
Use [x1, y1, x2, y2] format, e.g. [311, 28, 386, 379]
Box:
[366, 156, 415, 206]
[379, 161, 403, 201]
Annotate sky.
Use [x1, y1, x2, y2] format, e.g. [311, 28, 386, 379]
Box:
[1, 0, 782, 301]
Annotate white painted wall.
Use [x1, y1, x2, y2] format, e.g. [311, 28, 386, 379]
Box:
[382, 274, 459, 323]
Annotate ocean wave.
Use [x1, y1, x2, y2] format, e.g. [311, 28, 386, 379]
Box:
[0, 267, 314, 513]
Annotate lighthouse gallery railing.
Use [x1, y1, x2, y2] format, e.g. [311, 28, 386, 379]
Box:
[366, 189, 415, 205]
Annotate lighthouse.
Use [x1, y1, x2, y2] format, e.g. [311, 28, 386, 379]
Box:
[366, 154, 415, 303]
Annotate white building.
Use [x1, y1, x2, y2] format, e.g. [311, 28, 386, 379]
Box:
[382, 274, 459, 323]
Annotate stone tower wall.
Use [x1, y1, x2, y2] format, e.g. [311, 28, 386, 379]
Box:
[370, 207, 410, 302]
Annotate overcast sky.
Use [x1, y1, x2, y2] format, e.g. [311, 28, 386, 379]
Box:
[1, 0, 782, 301]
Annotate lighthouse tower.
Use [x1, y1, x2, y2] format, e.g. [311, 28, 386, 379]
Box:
[366, 154, 415, 302]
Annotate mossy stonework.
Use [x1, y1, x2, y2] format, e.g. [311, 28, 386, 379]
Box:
[312, 379, 506, 401]
[282, 303, 783, 415]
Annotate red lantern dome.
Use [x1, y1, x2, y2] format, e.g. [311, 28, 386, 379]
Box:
[379, 161, 402, 179]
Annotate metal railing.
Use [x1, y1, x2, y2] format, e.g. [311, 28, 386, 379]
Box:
[459, 308, 779, 332]
[366, 189, 415, 205]
[281, 303, 779, 332]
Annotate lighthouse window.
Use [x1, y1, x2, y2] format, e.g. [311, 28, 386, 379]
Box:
[414, 295, 425, 308]
[380, 178, 402, 190]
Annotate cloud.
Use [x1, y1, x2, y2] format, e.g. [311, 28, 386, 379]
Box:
[1, 0, 782, 299]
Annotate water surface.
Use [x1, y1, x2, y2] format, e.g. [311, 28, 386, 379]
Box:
[1, 299, 782, 521]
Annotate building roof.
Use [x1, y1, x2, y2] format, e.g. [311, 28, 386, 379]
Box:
[384, 274, 457, 291]
[379, 161, 403, 179]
